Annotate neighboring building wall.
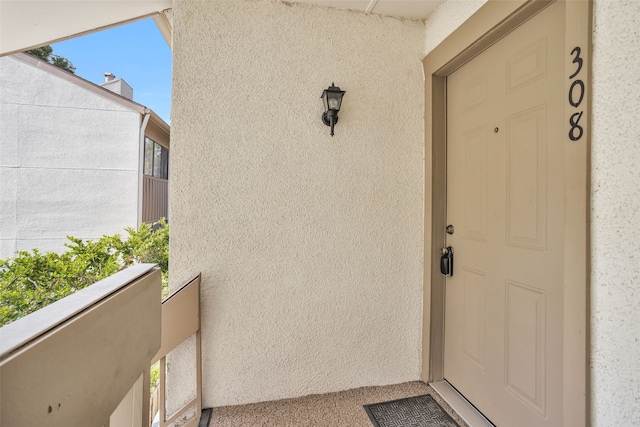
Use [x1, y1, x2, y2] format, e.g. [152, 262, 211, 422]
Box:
[170, 0, 425, 408]
[591, 0, 640, 425]
[0, 56, 141, 258]
[423, 0, 640, 425]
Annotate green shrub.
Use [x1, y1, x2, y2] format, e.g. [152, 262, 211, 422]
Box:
[150, 361, 161, 396]
[0, 220, 169, 326]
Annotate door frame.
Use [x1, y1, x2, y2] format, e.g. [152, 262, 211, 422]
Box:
[422, 0, 591, 424]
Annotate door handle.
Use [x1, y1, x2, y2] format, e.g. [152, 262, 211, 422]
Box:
[440, 246, 454, 277]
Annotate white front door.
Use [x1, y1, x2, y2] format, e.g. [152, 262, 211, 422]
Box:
[443, 2, 569, 426]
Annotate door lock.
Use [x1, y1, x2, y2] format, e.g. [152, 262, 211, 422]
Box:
[440, 246, 454, 277]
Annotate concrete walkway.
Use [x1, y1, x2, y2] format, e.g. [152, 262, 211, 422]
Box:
[208, 381, 469, 426]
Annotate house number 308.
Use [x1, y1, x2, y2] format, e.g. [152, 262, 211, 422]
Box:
[568, 47, 584, 141]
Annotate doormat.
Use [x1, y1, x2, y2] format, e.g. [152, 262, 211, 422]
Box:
[364, 394, 459, 427]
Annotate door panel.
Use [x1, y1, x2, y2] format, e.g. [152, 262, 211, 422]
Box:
[504, 280, 546, 415]
[444, 2, 565, 426]
[506, 105, 547, 250]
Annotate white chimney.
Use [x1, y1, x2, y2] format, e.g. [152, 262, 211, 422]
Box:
[100, 73, 134, 101]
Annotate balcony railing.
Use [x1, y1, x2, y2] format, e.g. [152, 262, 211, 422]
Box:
[150, 274, 202, 427]
[0, 265, 202, 427]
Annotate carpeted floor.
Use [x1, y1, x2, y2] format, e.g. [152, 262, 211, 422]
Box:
[208, 381, 469, 426]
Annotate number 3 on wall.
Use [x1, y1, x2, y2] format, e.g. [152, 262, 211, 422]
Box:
[568, 47, 585, 141]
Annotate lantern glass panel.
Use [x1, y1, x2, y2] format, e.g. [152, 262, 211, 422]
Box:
[331, 95, 343, 109]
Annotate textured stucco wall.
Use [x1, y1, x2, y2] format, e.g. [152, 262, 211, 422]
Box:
[591, 0, 640, 425]
[0, 56, 140, 258]
[170, 0, 425, 407]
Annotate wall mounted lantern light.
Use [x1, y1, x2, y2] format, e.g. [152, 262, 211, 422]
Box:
[321, 83, 346, 137]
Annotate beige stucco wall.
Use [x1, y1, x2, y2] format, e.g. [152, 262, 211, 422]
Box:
[170, 0, 425, 407]
[591, 0, 640, 425]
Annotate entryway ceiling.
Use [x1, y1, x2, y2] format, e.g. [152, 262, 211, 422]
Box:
[296, 0, 444, 20]
[0, 0, 443, 57]
[0, 0, 172, 56]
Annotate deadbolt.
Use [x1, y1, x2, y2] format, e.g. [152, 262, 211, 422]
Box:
[446, 224, 455, 235]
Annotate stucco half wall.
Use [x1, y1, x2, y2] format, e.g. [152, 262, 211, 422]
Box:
[170, 0, 425, 407]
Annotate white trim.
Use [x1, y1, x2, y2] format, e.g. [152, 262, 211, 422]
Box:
[153, 9, 173, 49]
[365, 0, 379, 15]
[138, 113, 152, 228]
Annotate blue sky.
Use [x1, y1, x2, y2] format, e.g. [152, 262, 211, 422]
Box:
[52, 18, 172, 124]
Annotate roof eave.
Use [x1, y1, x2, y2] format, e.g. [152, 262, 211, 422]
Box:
[13, 52, 149, 116]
